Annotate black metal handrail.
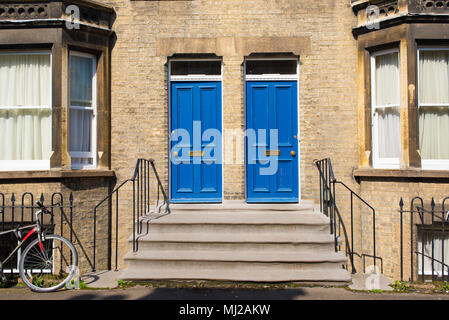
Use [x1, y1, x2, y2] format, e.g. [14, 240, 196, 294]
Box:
[314, 158, 379, 274]
[92, 158, 169, 271]
[399, 196, 449, 282]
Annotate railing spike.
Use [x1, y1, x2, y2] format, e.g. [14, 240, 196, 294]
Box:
[11, 193, 15, 203]
[40, 193, 44, 203]
[399, 197, 404, 207]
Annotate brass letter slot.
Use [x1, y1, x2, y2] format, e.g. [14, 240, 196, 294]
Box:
[189, 150, 205, 157]
[265, 150, 280, 156]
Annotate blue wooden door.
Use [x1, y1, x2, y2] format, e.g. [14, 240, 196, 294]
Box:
[246, 81, 298, 202]
[170, 81, 222, 203]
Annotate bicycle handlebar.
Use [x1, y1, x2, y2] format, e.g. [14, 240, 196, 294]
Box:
[36, 201, 51, 214]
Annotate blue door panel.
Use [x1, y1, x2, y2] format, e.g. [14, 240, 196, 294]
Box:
[246, 81, 298, 203]
[171, 82, 222, 203]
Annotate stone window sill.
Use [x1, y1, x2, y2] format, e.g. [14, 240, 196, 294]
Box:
[353, 168, 449, 179]
[0, 169, 115, 180]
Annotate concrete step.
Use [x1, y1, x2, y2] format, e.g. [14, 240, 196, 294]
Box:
[133, 240, 337, 254]
[120, 265, 351, 283]
[144, 210, 330, 224]
[146, 223, 330, 234]
[122, 201, 350, 283]
[123, 250, 347, 263]
[168, 200, 319, 212]
[132, 231, 336, 244]
[124, 260, 347, 275]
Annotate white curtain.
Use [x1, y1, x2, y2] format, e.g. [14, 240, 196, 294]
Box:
[69, 55, 94, 167]
[0, 54, 51, 161]
[418, 230, 449, 276]
[419, 50, 449, 160]
[374, 52, 401, 159]
[69, 109, 92, 152]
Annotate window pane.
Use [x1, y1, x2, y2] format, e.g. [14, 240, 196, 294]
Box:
[419, 50, 449, 105]
[70, 55, 94, 107]
[171, 61, 221, 76]
[246, 60, 297, 75]
[71, 157, 93, 167]
[419, 106, 449, 160]
[374, 52, 399, 106]
[373, 51, 400, 162]
[69, 108, 92, 153]
[0, 54, 52, 161]
[377, 107, 401, 158]
[69, 53, 95, 168]
[418, 229, 449, 275]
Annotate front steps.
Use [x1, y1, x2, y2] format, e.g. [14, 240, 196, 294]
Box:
[119, 200, 351, 284]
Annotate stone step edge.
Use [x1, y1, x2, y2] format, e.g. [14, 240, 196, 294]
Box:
[129, 232, 337, 244]
[123, 250, 348, 263]
[167, 200, 317, 210]
[141, 214, 331, 225]
[119, 268, 352, 283]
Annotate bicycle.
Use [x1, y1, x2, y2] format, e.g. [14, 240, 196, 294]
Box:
[0, 201, 78, 292]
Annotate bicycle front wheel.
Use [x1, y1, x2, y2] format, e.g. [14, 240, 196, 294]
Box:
[19, 234, 78, 292]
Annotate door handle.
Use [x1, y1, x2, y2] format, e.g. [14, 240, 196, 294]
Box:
[291, 150, 296, 157]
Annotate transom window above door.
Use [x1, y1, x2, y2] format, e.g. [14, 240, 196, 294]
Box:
[245, 58, 298, 81]
[169, 59, 222, 82]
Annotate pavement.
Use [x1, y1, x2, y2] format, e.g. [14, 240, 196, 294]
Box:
[0, 285, 448, 300]
[0, 270, 445, 301]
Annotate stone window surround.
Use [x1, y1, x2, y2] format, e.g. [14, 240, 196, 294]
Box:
[0, 8, 113, 178]
[355, 23, 449, 179]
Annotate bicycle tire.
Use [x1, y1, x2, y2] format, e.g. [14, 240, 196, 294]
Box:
[19, 234, 78, 292]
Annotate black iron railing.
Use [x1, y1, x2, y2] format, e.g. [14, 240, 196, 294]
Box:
[399, 196, 449, 282]
[92, 158, 169, 271]
[314, 158, 380, 274]
[0, 192, 93, 274]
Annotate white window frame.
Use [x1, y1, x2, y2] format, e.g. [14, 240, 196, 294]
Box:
[69, 51, 97, 170]
[418, 47, 449, 170]
[370, 48, 401, 169]
[0, 51, 52, 171]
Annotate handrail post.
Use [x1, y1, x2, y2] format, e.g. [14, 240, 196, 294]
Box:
[373, 207, 376, 271]
[132, 178, 136, 252]
[93, 207, 96, 272]
[431, 198, 435, 282]
[399, 197, 404, 282]
[350, 191, 354, 273]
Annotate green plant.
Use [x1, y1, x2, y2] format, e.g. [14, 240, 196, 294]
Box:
[78, 280, 88, 289]
[32, 276, 44, 288]
[117, 279, 134, 288]
[370, 289, 383, 293]
[440, 282, 449, 292]
[391, 280, 411, 292]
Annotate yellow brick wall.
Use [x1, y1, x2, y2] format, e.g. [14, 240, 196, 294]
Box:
[96, 0, 361, 270]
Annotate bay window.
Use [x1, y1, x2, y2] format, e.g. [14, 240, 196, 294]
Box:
[418, 49, 449, 170]
[0, 53, 52, 171]
[371, 49, 401, 168]
[69, 52, 97, 169]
